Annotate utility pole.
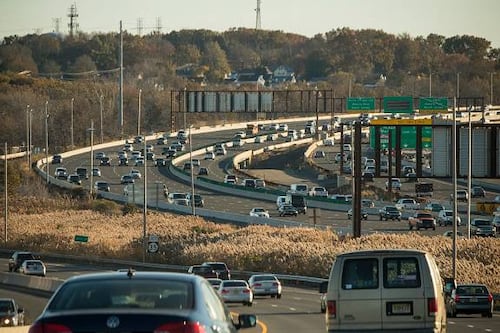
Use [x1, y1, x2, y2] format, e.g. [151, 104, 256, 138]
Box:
[255, 0, 262, 30]
[45, 101, 49, 186]
[70, 98, 75, 148]
[119, 21, 124, 137]
[4, 142, 7, 243]
[67, 3, 79, 37]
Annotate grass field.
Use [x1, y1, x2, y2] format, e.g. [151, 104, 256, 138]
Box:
[2, 197, 499, 294]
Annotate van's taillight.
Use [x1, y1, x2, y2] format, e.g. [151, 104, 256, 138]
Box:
[29, 323, 72, 333]
[427, 298, 437, 316]
[454, 294, 460, 302]
[488, 293, 493, 302]
[327, 300, 337, 318]
[155, 322, 206, 333]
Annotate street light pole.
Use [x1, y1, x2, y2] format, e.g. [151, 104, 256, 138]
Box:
[89, 120, 94, 198]
[143, 126, 148, 263]
[467, 103, 472, 239]
[456, 73, 460, 99]
[29, 109, 32, 168]
[138, 89, 142, 136]
[45, 101, 49, 186]
[99, 95, 104, 144]
[71, 98, 75, 148]
[491, 72, 495, 106]
[25, 105, 30, 165]
[429, 71, 432, 97]
[4, 142, 7, 243]
[189, 125, 195, 216]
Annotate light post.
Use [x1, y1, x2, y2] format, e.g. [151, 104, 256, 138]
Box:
[452, 97, 458, 280]
[491, 72, 495, 106]
[137, 89, 142, 136]
[29, 108, 32, 167]
[88, 120, 95, 198]
[142, 127, 148, 262]
[183, 88, 187, 131]
[25, 104, 30, 165]
[456, 73, 460, 99]
[45, 101, 49, 185]
[189, 125, 195, 216]
[70, 98, 74, 148]
[429, 71, 432, 97]
[99, 95, 104, 144]
[4, 142, 7, 243]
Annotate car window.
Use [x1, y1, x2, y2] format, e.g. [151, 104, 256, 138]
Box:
[200, 280, 228, 320]
[48, 280, 194, 310]
[254, 275, 277, 282]
[222, 281, 247, 287]
[456, 285, 488, 295]
[383, 257, 421, 288]
[342, 258, 378, 290]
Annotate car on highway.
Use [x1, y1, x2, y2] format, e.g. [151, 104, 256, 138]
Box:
[395, 198, 420, 210]
[119, 157, 129, 166]
[120, 174, 134, 184]
[471, 186, 486, 198]
[201, 262, 231, 280]
[408, 211, 436, 230]
[67, 174, 82, 185]
[471, 218, 496, 237]
[446, 283, 493, 318]
[54, 167, 68, 179]
[75, 167, 89, 180]
[278, 123, 288, 131]
[95, 151, 106, 159]
[224, 174, 237, 184]
[167, 192, 188, 204]
[51, 154, 63, 164]
[347, 208, 368, 220]
[437, 209, 461, 226]
[187, 265, 218, 278]
[129, 169, 142, 179]
[442, 230, 464, 238]
[207, 278, 223, 291]
[378, 205, 402, 221]
[424, 202, 445, 212]
[198, 167, 209, 176]
[314, 150, 326, 158]
[309, 186, 328, 197]
[19, 259, 46, 277]
[186, 193, 204, 207]
[493, 213, 500, 233]
[248, 274, 282, 299]
[361, 199, 375, 208]
[249, 207, 270, 218]
[8, 251, 36, 272]
[385, 177, 401, 191]
[204, 151, 215, 160]
[89, 167, 100, 176]
[451, 189, 468, 202]
[28, 271, 257, 332]
[94, 180, 110, 192]
[278, 204, 298, 217]
[0, 298, 25, 327]
[218, 280, 253, 306]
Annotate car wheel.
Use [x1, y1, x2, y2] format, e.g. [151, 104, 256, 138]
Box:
[271, 294, 275, 298]
[277, 293, 282, 299]
[433, 227, 436, 230]
[488, 312, 493, 318]
[321, 306, 326, 313]
[379, 216, 383, 221]
[409, 225, 413, 230]
[247, 302, 253, 307]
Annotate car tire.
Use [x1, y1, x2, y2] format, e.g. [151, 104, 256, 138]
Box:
[379, 216, 383, 221]
[277, 293, 282, 299]
[247, 302, 253, 307]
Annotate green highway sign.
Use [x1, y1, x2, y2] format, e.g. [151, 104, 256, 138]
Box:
[383, 96, 413, 113]
[370, 126, 432, 149]
[347, 97, 375, 111]
[74, 235, 89, 243]
[419, 97, 448, 110]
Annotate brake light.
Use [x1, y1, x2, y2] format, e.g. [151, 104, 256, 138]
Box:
[29, 323, 72, 333]
[220, 289, 229, 294]
[427, 298, 437, 316]
[243, 289, 251, 294]
[454, 294, 460, 302]
[327, 300, 336, 318]
[253, 283, 262, 287]
[488, 293, 493, 302]
[273, 282, 279, 287]
[155, 322, 207, 333]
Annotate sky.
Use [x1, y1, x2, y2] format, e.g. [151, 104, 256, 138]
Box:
[0, 0, 499, 48]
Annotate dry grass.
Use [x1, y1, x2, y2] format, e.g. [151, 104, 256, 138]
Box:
[2, 208, 499, 293]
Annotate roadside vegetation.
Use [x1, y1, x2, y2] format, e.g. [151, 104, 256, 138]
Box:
[1, 192, 499, 294]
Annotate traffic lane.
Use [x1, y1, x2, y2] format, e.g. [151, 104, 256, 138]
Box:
[0, 285, 50, 325]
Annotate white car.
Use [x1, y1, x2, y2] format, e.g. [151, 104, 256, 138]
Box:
[437, 209, 461, 226]
[248, 274, 282, 298]
[278, 123, 288, 131]
[309, 186, 328, 197]
[204, 151, 215, 160]
[249, 207, 270, 218]
[19, 259, 46, 277]
[224, 174, 237, 184]
[395, 198, 419, 210]
[385, 178, 401, 190]
[167, 192, 187, 204]
[218, 280, 253, 306]
[92, 167, 101, 177]
[129, 169, 142, 179]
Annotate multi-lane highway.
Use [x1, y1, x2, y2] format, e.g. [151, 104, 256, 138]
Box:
[1, 258, 499, 333]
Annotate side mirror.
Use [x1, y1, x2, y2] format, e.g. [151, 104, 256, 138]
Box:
[319, 281, 328, 294]
[443, 277, 456, 296]
[236, 314, 257, 329]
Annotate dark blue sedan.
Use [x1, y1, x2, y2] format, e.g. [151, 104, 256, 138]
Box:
[28, 270, 257, 333]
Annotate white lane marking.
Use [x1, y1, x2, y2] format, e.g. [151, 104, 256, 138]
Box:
[271, 304, 278, 308]
[485, 329, 492, 332]
[467, 324, 475, 328]
[289, 307, 296, 311]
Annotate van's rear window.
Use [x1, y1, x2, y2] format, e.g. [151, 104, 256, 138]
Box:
[341, 258, 378, 289]
[383, 257, 421, 288]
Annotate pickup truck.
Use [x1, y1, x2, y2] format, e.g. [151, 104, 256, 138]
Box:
[0, 298, 25, 326]
[408, 211, 436, 230]
[395, 198, 420, 210]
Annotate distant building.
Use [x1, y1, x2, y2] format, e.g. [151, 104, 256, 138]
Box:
[272, 65, 296, 84]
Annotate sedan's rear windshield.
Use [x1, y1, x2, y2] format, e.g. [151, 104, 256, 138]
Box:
[48, 279, 194, 310]
[456, 285, 488, 295]
[253, 275, 277, 282]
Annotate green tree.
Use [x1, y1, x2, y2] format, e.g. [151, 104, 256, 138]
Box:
[201, 41, 230, 81]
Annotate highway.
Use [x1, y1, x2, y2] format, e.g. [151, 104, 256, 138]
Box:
[1, 258, 499, 333]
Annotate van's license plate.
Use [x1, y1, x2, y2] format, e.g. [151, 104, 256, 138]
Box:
[387, 302, 413, 315]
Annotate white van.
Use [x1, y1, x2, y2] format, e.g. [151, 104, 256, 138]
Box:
[276, 195, 290, 209]
[289, 183, 309, 195]
[324, 249, 446, 332]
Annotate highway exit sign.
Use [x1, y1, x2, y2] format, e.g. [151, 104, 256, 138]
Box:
[370, 126, 432, 149]
[74, 235, 89, 243]
[419, 97, 448, 110]
[347, 97, 375, 111]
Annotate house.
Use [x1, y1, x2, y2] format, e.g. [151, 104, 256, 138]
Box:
[272, 65, 296, 84]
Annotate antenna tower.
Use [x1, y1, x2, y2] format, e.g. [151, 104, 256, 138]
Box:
[155, 17, 163, 35]
[137, 18, 144, 36]
[67, 3, 79, 37]
[255, 0, 262, 30]
[53, 18, 61, 34]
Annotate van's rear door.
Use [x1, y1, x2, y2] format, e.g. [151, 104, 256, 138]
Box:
[381, 256, 426, 330]
[337, 257, 382, 330]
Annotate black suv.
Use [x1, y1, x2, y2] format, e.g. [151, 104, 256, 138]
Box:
[378, 206, 402, 221]
[201, 262, 231, 280]
[8, 251, 36, 272]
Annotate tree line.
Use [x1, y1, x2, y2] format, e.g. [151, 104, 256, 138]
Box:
[0, 27, 499, 152]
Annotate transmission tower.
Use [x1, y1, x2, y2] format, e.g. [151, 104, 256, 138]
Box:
[67, 3, 79, 37]
[255, 0, 262, 30]
[137, 18, 144, 36]
[53, 18, 61, 34]
[154, 17, 163, 35]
